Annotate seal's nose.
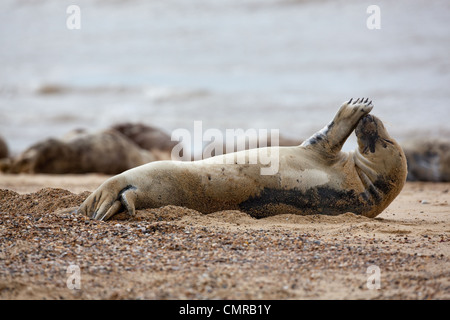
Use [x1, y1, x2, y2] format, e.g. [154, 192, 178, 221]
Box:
[356, 114, 378, 140]
[362, 114, 374, 124]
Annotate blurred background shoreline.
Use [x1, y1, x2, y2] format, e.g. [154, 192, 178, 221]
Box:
[1, 0, 449, 156]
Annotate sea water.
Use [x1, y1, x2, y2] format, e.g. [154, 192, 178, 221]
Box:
[0, 0, 449, 156]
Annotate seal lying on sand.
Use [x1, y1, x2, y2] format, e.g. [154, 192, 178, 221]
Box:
[112, 123, 177, 153]
[403, 138, 450, 182]
[6, 129, 159, 174]
[79, 98, 407, 220]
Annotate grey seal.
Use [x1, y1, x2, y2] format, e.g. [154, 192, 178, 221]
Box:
[78, 98, 407, 220]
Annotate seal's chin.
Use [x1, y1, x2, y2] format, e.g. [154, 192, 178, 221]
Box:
[355, 114, 390, 154]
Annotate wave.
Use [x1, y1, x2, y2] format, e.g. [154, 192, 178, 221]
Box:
[34, 84, 211, 102]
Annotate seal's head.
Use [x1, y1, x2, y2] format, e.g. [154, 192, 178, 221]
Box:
[355, 114, 393, 154]
[354, 113, 408, 217]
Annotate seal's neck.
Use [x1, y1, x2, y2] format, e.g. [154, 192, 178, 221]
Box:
[353, 149, 379, 182]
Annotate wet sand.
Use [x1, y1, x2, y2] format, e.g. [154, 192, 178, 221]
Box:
[0, 174, 449, 299]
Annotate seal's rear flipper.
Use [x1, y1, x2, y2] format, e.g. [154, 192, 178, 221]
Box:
[99, 200, 122, 221]
[91, 185, 138, 221]
[119, 185, 138, 217]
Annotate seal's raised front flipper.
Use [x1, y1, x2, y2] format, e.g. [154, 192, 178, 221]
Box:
[301, 98, 373, 156]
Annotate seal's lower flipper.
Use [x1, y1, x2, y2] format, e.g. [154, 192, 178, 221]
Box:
[98, 200, 122, 221]
[301, 98, 373, 156]
[90, 185, 138, 221]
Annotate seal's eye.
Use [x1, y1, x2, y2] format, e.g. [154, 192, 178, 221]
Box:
[381, 139, 394, 148]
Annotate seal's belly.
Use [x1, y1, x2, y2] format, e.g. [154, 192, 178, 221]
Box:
[237, 184, 369, 218]
[171, 148, 359, 215]
[233, 151, 372, 218]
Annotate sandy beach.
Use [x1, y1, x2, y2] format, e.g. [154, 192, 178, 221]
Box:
[0, 174, 448, 300]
